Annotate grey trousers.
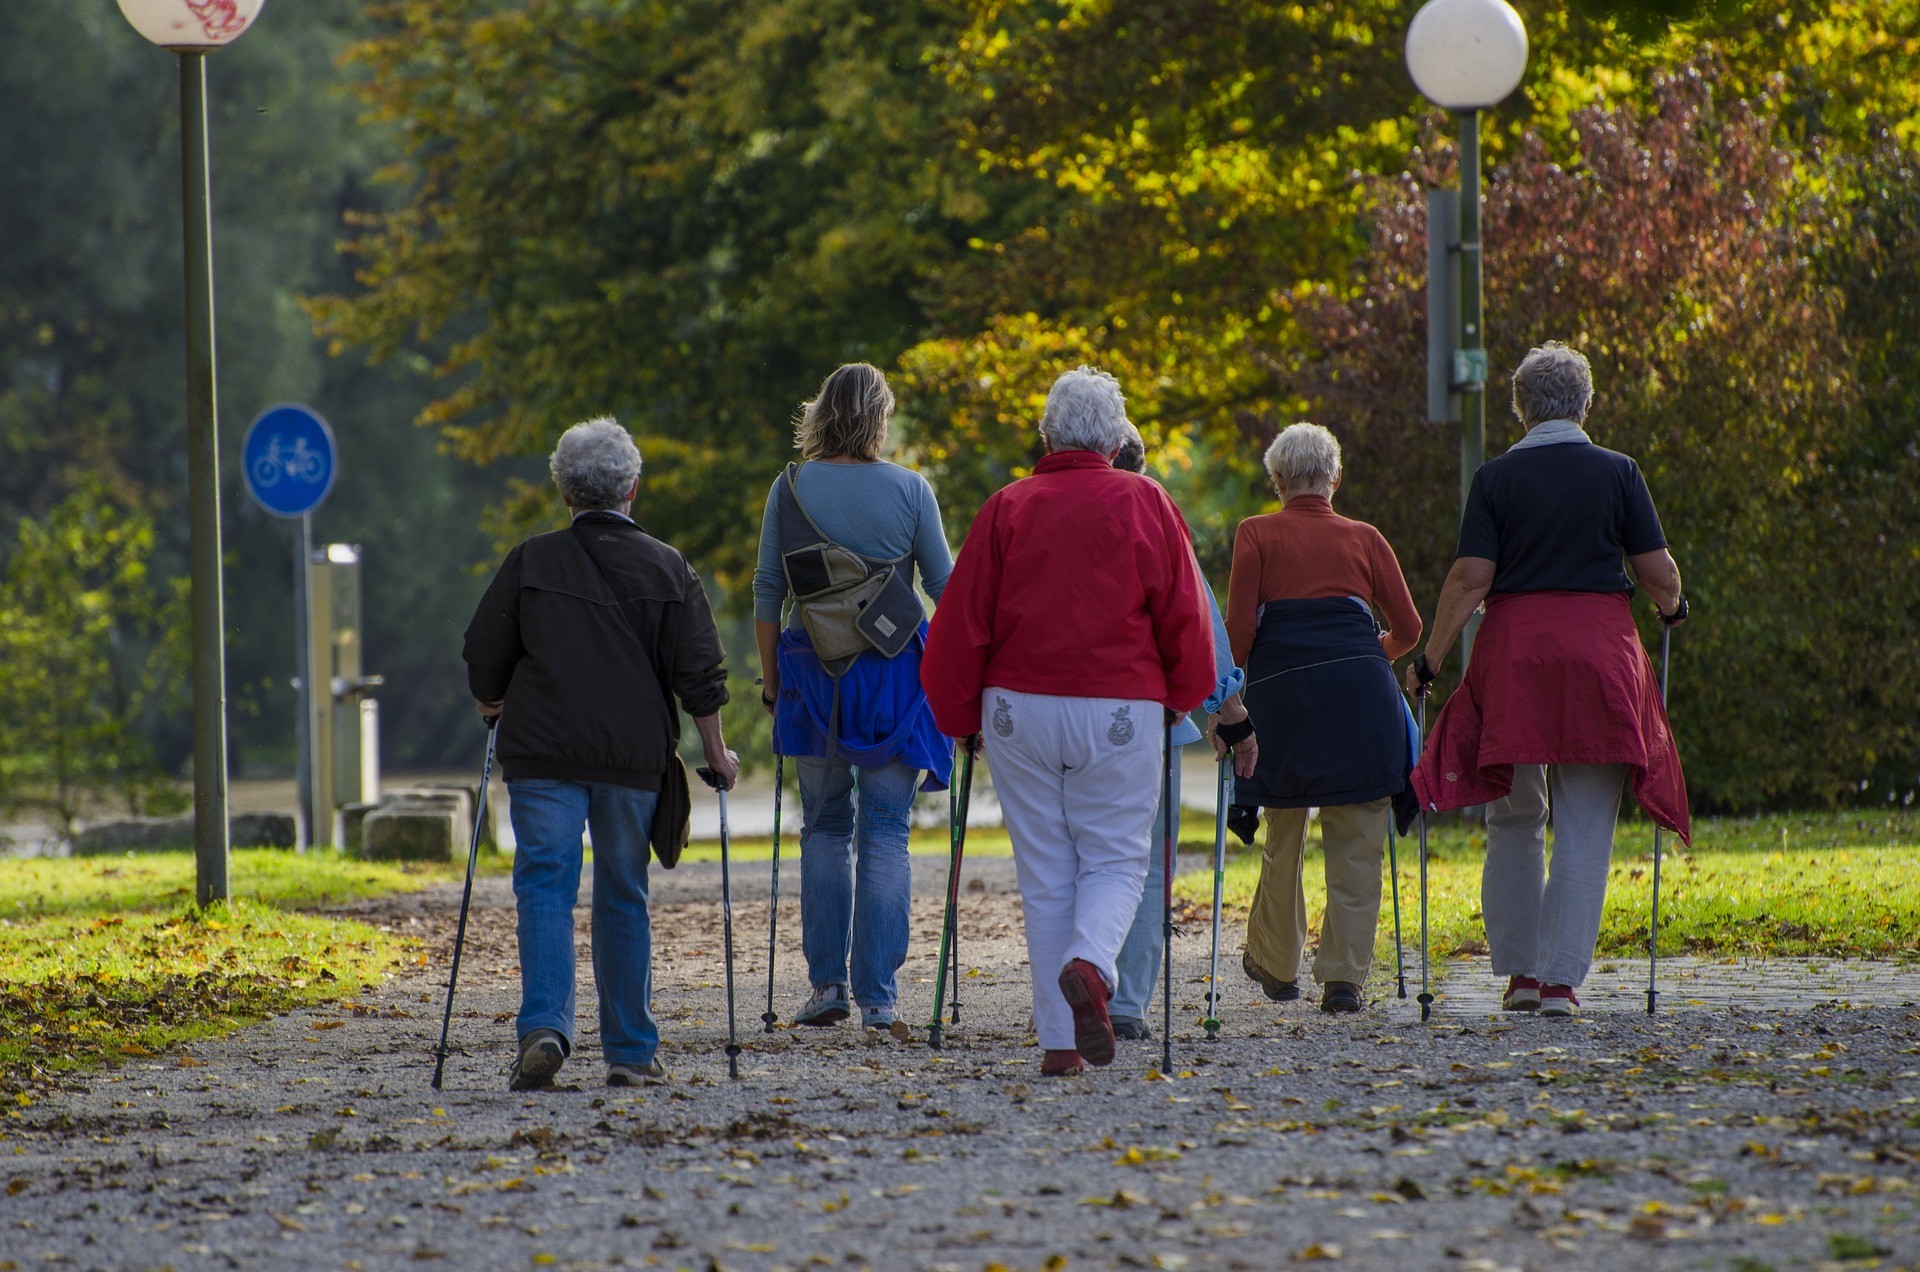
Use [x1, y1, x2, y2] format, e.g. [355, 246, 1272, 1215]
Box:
[1481, 763, 1628, 988]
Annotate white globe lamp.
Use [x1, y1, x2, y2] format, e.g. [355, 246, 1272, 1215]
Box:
[1405, 0, 1529, 110]
[116, 0, 265, 51]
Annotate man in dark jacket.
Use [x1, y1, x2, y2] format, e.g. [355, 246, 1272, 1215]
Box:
[464, 417, 738, 1090]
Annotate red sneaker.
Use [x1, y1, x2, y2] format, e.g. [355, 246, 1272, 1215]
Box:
[1538, 984, 1580, 1017]
[1057, 958, 1116, 1067]
[1502, 975, 1542, 1012]
[1041, 1049, 1085, 1077]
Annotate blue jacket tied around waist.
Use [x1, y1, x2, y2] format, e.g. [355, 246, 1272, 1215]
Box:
[1236, 597, 1415, 810]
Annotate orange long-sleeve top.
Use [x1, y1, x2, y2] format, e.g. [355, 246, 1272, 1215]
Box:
[1224, 494, 1422, 668]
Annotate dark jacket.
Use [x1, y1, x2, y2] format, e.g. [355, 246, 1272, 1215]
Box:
[463, 511, 730, 790]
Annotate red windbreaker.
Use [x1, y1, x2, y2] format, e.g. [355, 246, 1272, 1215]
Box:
[1411, 590, 1690, 844]
[921, 450, 1217, 739]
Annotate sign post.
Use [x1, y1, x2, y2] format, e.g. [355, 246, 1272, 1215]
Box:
[242, 403, 337, 851]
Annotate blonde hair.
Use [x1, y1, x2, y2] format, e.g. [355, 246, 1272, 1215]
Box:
[1263, 422, 1342, 496]
[795, 363, 894, 461]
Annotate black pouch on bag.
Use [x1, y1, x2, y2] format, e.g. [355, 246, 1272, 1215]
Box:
[852, 565, 923, 659]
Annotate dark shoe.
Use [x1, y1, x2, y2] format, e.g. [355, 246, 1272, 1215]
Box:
[1319, 981, 1364, 1014]
[1243, 953, 1300, 1002]
[1110, 1016, 1154, 1042]
[1502, 975, 1542, 1012]
[1226, 804, 1260, 847]
[606, 1058, 666, 1086]
[794, 983, 851, 1027]
[1056, 959, 1116, 1067]
[509, 1028, 566, 1091]
[1538, 984, 1579, 1017]
[1041, 1048, 1085, 1077]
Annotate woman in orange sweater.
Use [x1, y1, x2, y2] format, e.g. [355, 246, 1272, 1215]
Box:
[1225, 423, 1421, 1013]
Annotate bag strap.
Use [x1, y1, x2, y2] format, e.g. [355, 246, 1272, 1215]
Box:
[569, 521, 679, 742]
[779, 462, 910, 571]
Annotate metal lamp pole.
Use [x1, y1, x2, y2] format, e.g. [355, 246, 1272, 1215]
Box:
[118, 0, 269, 904]
[1456, 106, 1486, 662]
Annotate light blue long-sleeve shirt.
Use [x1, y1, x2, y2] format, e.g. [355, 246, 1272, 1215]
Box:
[752, 460, 953, 625]
[1173, 582, 1243, 746]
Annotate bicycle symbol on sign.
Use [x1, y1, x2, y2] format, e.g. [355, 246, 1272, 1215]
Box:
[252, 436, 326, 487]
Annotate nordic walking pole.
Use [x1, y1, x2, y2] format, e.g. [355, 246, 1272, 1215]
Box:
[1160, 724, 1176, 1076]
[1203, 752, 1229, 1039]
[1415, 695, 1434, 1024]
[1386, 822, 1408, 999]
[762, 754, 783, 1033]
[947, 744, 968, 1025]
[697, 767, 743, 1079]
[929, 741, 976, 1048]
[432, 718, 498, 1091]
[1646, 625, 1673, 1016]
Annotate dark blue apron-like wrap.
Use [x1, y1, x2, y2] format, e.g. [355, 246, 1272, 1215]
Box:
[1236, 597, 1410, 810]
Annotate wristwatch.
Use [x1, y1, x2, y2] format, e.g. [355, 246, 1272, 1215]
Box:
[1413, 653, 1436, 691]
[761, 690, 777, 708]
[1658, 595, 1689, 627]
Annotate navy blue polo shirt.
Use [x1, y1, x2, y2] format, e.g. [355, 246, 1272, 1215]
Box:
[1456, 438, 1667, 595]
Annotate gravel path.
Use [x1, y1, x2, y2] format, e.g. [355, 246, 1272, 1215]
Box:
[5, 852, 1919, 1272]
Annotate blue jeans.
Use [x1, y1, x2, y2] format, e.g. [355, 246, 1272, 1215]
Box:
[795, 757, 919, 1013]
[508, 778, 659, 1066]
[1112, 746, 1183, 1022]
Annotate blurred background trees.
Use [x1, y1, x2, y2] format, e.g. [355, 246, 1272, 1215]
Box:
[3, 0, 1915, 811]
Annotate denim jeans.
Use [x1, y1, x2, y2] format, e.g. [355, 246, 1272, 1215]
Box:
[1111, 746, 1182, 1022]
[794, 756, 919, 1013]
[508, 778, 659, 1066]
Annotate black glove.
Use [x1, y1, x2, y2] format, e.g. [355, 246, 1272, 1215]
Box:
[1226, 804, 1260, 847]
[1658, 595, 1689, 627]
[1214, 717, 1255, 747]
[1412, 653, 1437, 699]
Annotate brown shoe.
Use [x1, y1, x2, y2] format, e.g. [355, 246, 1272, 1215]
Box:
[1041, 1049, 1085, 1077]
[1319, 981, 1364, 1013]
[1056, 959, 1116, 1067]
[1243, 953, 1300, 1002]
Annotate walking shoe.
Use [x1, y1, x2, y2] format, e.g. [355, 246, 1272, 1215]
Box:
[1056, 959, 1117, 1067]
[606, 1058, 666, 1086]
[1538, 984, 1579, 1017]
[863, 1008, 912, 1041]
[1319, 981, 1364, 1014]
[1110, 1016, 1154, 1041]
[1226, 804, 1261, 847]
[1502, 975, 1542, 1012]
[1243, 953, 1300, 1002]
[508, 1028, 566, 1091]
[1041, 1049, 1085, 1077]
[794, 983, 851, 1027]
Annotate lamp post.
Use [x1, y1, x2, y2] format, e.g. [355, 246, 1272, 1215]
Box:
[116, 0, 268, 905]
[1407, 0, 1527, 665]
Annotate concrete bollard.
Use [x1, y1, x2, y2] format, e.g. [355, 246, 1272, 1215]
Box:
[358, 805, 461, 863]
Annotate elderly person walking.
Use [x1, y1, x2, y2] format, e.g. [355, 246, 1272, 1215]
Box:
[923, 367, 1216, 1076]
[753, 363, 953, 1034]
[1407, 342, 1689, 1018]
[1225, 423, 1423, 1014]
[465, 418, 738, 1090]
[1107, 428, 1256, 1042]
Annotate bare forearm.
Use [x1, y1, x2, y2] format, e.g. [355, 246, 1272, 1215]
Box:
[1629, 549, 1683, 615]
[693, 711, 727, 757]
[755, 619, 781, 694]
[1425, 563, 1494, 671]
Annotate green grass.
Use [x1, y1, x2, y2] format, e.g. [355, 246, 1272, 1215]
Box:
[1173, 810, 1920, 962]
[677, 824, 1019, 864]
[0, 849, 490, 1101]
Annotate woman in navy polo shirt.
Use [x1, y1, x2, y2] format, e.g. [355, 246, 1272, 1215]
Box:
[1404, 342, 1690, 1018]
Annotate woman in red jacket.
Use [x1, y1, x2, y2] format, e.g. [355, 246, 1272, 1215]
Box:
[1406, 342, 1689, 1018]
[922, 367, 1216, 1076]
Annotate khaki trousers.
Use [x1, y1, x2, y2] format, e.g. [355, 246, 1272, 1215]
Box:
[1245, 799, 1390, 987]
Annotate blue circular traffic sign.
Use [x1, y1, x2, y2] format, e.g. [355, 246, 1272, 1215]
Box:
[242, 404, 336, 517]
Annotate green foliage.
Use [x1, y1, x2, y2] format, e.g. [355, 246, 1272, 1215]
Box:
[1177, 810, 1920, 963]
[0, 487, 187, 832]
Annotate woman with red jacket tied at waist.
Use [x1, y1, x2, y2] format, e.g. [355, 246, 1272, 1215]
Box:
[1225, 423, 1423, 1015]
[1405, 342, 1689, 1018]
[922, 367, 1217, 1077]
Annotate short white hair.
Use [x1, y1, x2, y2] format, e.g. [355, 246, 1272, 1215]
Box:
[1510, 342, 1594, 426]
[1263, 422, 1341, 493]
[550, 417, 642, 509]
[1040, 366, 1131, 454]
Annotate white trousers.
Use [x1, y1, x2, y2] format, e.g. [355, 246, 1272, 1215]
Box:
[1481, 762, 1629, 987]
[983, 687, 1164, 1049]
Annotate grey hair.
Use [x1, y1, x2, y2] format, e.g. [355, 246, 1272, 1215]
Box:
[1263, 422, 1342, 495]
[1039, 366, 1131, 455]
[1112, 423, 1147, 474]
[1510, 341, 1594, 426]
[550, 416, 642, 509]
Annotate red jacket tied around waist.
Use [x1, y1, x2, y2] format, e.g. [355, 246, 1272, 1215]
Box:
[920, 450, 1218, 739]
[1412, 590, 1690, 845]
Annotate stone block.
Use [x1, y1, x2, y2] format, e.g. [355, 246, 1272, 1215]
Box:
[230, 812, 297, 850]
[72, 815, 193, 856]
[358, 806, 460, 863]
